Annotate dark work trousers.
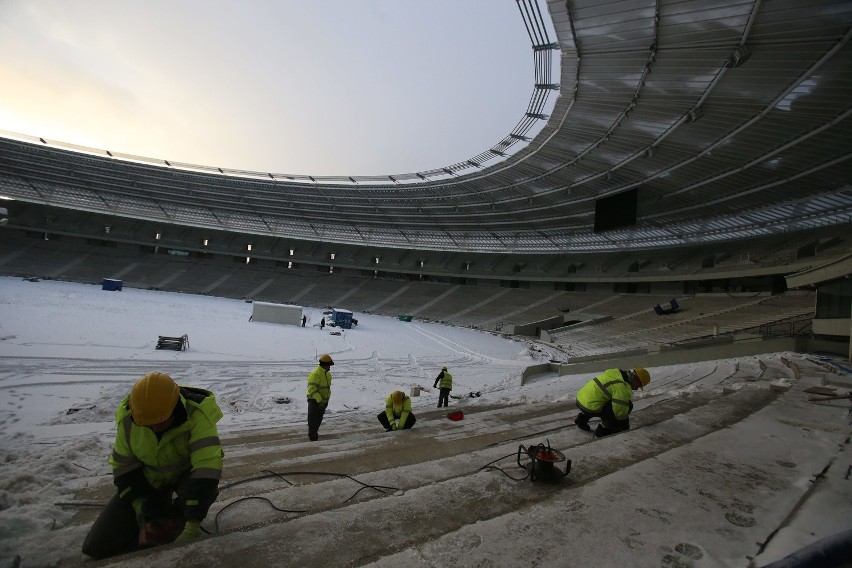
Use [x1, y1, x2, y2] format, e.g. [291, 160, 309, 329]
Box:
[377, 411, 416, 431]
[437, 388, 451, 407]
[307, 399, 327, 441]
[575, 400, 632, 435]
[82, 482, 186, 559]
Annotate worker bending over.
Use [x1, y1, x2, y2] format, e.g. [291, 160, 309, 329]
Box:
[574, 368, 650, 437]
[82, 372, 223, 559]
[378, 390, 416, 431]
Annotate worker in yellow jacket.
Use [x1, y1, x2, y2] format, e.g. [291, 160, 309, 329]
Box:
[307, 354, 334, 441]
[433, 366, 453, 408]
[574, 368, 650, 437]
[82, 372, 224, 559]
[378, 390, 417, 431]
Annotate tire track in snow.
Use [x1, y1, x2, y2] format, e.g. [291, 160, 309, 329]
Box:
[404, 324, 498, 368]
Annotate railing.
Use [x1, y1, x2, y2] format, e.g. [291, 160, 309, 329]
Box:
[671, 315, 814, 348]
[757, 318, 813, 337]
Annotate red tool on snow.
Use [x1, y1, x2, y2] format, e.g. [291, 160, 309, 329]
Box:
[518, 440, 571, 482]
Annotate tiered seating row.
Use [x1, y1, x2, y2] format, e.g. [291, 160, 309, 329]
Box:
[0, 235, 816, 348]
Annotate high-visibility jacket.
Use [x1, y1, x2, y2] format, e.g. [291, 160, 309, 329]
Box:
[434, 370, 453, 390]
[307, 365, 332, 404]
[109, 386, 223, 520]
[385, 394, 412, 429]
[576, 369, 633, 421]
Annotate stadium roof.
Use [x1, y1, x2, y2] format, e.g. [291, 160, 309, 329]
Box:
[1, 0, 851, 253]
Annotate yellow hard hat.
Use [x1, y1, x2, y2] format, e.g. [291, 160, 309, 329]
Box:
[632, 368, 651, 388]
[130, 372, 180, 426]
[391, 390, 404, 404]
[319, 354, 334, 365]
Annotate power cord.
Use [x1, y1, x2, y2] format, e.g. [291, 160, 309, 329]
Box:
[212, 469, 400, 533]
[478, 452, 531, 481]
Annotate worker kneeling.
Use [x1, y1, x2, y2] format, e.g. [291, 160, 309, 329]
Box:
[82, 372, 224, 559]
[574, 368, 650, 437]
[378, 390, 416, 431]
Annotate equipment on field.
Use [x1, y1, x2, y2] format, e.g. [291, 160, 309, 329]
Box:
[156, 334, 188, 351]
[517, 440, 571, 482]
[330, 308, 353, 329]
[447, 410, 464, 421]
[653, 298, 679, 315]
[101, 278, 123, 291]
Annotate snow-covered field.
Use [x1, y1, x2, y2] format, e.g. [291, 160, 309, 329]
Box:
[0, 276, 849, 567]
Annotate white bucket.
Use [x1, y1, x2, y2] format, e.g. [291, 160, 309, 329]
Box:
[410, 386, 421, 397]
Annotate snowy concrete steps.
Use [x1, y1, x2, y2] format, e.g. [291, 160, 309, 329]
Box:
[220, 354, 771, 470]
[365, 372, 850, 567]
[70, 359, 781, 515]
[93, 386, 787, 567]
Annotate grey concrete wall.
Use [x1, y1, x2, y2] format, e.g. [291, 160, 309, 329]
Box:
[541, 315, 613, 342]
[512, 315, 563, 337]
[585, 282, 613, 293]
[522, 336, 848, 383]
[650, 282, 683, 295]
[813, 318, 850, 336]
[521, 363, 552, 385]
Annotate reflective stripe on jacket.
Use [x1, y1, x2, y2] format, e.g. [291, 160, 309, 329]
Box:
[110, 387, 224, 491]
[576, 369, 633, 420]
[306, 365, 332, 404]
[435, 371, 453, 390]
[385, 394, 412, 428]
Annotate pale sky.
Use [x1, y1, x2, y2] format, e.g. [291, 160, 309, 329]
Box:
[0, 0, 544, 176]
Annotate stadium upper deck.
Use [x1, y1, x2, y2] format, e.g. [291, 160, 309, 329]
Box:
[1, 0, 851, 254]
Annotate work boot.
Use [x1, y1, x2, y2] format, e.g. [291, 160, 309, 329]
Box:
[594, 424, 612, 437]
[574, 414, 591, 431]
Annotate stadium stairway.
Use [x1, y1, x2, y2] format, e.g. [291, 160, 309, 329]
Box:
[59, 355, 851, 567]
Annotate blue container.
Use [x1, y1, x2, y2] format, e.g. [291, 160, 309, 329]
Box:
[102, 278, 123, 291]
[331, 308, 353, 329]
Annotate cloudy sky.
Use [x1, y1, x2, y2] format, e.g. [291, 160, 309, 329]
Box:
[0, 0, 544, 176]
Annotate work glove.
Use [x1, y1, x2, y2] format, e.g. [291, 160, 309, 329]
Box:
[175, 520, 201, 543]
[390, 423, 398, 431]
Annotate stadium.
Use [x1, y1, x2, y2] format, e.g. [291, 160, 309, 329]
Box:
[1, 1, 851, 566]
